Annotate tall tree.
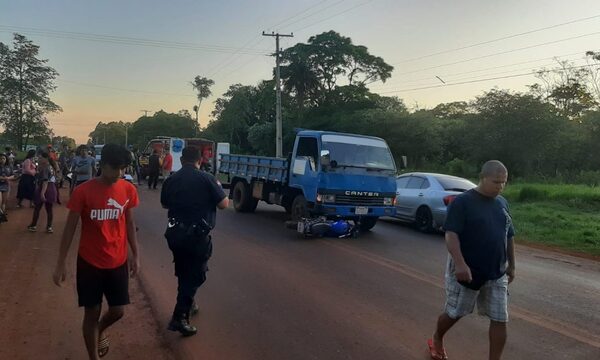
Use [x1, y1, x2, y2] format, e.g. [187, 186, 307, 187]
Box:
[585, 51, 600, 106]
[191, 76, 214, 123]
[529, 59, 597, 118]
[0, 33, 61, 149]
[280, 31, 393, 107]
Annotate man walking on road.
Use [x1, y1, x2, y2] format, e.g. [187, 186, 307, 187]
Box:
[161, 146, 228, 336]
[147, 149, 161, 189]
[53, 144, 140, 359]
[429, 160, 515, 360]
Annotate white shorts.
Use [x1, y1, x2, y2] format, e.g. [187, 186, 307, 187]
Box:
[444, 257, 509, 322]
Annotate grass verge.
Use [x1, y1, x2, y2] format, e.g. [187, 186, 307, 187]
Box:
[500, 183, 600, 257]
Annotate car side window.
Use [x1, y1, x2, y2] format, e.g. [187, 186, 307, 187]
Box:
[396, 176, 410, 189]
[421, 178, 430, 189]
[406, 176, 425, 189]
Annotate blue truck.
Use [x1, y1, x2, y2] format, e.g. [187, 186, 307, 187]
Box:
[219, 130, 397, 231]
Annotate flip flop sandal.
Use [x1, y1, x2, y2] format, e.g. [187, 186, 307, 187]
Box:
[98, 335, 109, 358]
[427, 338, 448, 360]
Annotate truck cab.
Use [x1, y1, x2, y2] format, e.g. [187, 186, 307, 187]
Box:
[289, 131, 397, 229]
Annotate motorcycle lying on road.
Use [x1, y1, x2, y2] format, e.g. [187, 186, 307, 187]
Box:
[285, 217, 360, 238]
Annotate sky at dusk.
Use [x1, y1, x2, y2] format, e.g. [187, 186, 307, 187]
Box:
[1, 0, 600, 143]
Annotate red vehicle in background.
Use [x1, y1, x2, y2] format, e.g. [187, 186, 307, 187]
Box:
[138, 137, 218, 179]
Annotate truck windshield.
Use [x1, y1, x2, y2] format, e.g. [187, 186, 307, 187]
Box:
[321, 134, 396, 171]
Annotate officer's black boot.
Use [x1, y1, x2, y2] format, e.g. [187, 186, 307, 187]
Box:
[168, 312, 197, 337]
[190, 301, 199, 317]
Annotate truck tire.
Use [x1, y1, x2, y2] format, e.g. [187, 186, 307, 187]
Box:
[358, 217, 378, 231]
[290, 195, 308, 221]
[233, 181, 257, 213]
[282, 196, 293, 214]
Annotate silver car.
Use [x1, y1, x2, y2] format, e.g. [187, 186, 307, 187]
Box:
[395, 172, 476, 232]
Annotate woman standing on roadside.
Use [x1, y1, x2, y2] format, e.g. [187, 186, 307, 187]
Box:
[17, 150, 37, 208]
[28, 152, 58, 233]
[0, 153, 16, 222]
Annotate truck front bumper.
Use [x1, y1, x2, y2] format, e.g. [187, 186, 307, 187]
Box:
[312, 204, 396, 218]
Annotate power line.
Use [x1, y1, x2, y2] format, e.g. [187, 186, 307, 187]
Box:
[269, 0, 332, 30]
[377, 63, 600, 94]
[292, 0, 376, 33]
[208, 0, 339, 78]
[392, 14, 600, 64]
[370, 51, 589, 88]
[0, 25, 270, 55]
[207, 37, 267, 78]
[57, 79, 195, 97]
[278, 0, 346, 30]
[393, 31, 600, 76]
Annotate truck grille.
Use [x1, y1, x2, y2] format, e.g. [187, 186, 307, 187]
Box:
[335, 195, 385, 206]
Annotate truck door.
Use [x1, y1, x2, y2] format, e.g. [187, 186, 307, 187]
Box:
[289, 136, 319, 202]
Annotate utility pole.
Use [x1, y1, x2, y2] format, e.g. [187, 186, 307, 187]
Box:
[262, 31, 293, 158]
[140, 109, 150, 117]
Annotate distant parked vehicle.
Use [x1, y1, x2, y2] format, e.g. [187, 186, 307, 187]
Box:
[394, 172, 476, 232]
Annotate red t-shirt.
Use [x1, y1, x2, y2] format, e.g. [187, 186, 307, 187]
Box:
[68, 179, 139, 269]
[163, 153, 173, 171]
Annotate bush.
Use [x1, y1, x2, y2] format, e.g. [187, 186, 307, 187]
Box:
[575, 171, 600, 187]
[518, 186, 549, 202]
[445, 158, 477, 178]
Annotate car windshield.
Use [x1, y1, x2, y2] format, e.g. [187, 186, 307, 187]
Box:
[434, 175, 476, 191]
[321, 134, 396, 171]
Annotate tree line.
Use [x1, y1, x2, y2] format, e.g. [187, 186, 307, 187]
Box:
[201, 31, 600, 183]
[4, 32, 600, 184]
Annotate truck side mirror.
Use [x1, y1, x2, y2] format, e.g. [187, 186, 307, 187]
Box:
[320, 150, 330, 167]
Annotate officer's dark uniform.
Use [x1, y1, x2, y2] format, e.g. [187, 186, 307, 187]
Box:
[160, 161, 226, 335]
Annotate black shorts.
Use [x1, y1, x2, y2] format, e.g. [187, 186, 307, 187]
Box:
[76, 256, 130, 308]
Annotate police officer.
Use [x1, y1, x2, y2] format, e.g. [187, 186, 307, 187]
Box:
[160, 146, 228, 336]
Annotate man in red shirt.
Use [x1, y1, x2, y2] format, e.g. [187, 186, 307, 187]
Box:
[162, 148, 173, 176]
[53, 144, 139, 360]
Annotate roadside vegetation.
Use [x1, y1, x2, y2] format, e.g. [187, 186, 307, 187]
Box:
[503, 183, 600, 256]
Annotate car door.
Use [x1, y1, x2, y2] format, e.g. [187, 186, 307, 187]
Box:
[395, 175, 413, 218]
[401, 176, 427, 220]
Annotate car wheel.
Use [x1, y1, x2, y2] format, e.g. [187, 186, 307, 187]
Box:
[415, 206, 434, 233]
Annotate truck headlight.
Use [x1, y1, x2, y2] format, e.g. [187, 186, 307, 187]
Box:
[383, 197, 395, 206]
[317, 194, 336, 203]
[323, 194, 336, 203]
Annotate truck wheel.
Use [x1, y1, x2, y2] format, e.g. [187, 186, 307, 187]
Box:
[358, 217, 378, 231]
[290, 195, 308, 221]
[282, 197, 293, 214]
[415, 206, 434, 233]
[233, 182, 256, 213]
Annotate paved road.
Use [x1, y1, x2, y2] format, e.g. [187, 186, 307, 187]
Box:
[135, 188, 600, 360]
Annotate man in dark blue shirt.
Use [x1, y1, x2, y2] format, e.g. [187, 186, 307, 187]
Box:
[161, 146, 228, 336]
[429, 160, 515, 360]
[147, 149, 161, 190]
